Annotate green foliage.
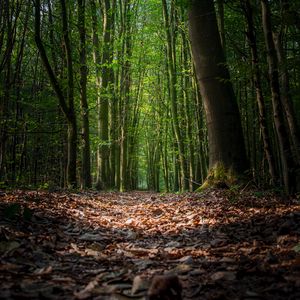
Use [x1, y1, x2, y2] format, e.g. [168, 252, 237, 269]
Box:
[0, 0, 299, 192]
[0, 182, 8, 189]
[175, 0, 189, 9]
[197, 163, 238, 191]
[253, 191, 265, 198]
[225, 185, 242, 203]
[38, 182, 49, 190]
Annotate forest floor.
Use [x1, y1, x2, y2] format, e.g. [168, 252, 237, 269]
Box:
[0, 189, 299, 300]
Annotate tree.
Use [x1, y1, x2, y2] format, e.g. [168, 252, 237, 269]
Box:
[1, 0, 299, 194]
[162, 0, 188, 191]
[78, 0, 92, 188]
[97, 0, 114, 189]
[34, 0, 78, 188]
[242, 0, 277, 184]
[188, 0, 248, 186]
[261, 0, 297, 193]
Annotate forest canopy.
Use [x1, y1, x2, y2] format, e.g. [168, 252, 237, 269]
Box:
[0, 0, 299, 194]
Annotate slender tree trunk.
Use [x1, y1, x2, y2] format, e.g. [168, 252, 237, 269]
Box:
[108, 0, 116, 188]
[0, 0, 14, 182]
[274, 32, 300, 165]
[188, 0, 248, 183]
[90, 0, 102, 188]
[162, 126, 169, 192]
[35, 0, 77, 188]
[47, 0, 58, 75]
[78, 0, 91, 188]
[119, 0, 134, 192]
[242, 0, 277, 184]
[261, 0, 296, 193]
[97, 0, 114, 189]
[60, 0, 77, 188]
[162, 0, 188, 191]
[193, 74, 207, 183]
[181, 27, 196, 191]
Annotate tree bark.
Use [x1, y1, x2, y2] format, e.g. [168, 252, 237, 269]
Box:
[188, 0, 248, 182]
[78, 0, 92, 188]
[97, 0, 113, 189]
[261, 0, 296, 193]
[242, 0, 277, 184]
[274, 32, 300, 166]
[216, 0, 225, 53]
[162, 0, 188, 191]
[35, 0, 77, 188]
[90, 0, 102, 188]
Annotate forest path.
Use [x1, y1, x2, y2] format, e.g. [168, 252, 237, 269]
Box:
[0, 190, 299, 299]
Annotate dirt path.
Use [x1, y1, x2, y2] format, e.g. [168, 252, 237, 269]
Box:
[0, 190, 299, 299]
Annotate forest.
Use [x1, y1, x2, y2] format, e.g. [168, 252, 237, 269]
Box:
[0, 0, 299, 193]
[0, 0, 300, 299]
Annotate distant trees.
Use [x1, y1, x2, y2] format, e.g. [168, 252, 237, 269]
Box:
[261, 0, 299, 193]
[0, 0, 299, 194]
[242, 0, 276, 185]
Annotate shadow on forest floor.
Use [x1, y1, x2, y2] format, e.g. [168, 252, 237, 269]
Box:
[0, 189, 299, 299]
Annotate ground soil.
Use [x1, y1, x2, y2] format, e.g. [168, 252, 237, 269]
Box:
[0, 189, 299, 299]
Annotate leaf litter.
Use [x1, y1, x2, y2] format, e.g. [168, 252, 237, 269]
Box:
[0, 189, 299, 299]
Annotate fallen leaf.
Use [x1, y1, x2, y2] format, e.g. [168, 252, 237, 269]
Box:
[33, 265, 53, 275]
[211, 271, 236, 281]
[0, 240, 20, 253]
[131, 275, 150, 295]
[79, 233, 105, 242]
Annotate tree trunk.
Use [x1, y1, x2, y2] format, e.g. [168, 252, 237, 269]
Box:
[162, 0, 188, 191]
[35, 0, 77, 188]
[188, 0, 248, 186]
[180, 26, 196, 191]
[97, 0, 113, 189]
[216, 0, 226, 53]
[90, 0, 102, 188]
[242, 0, 277, 184]
[78, 0, 91, 188]
[108, 0, 116, 188]
[261, 0, 296, 193]
[273, 32, 300, 165]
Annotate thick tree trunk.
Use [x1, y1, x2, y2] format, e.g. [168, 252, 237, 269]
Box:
[188, 0, 248, 184]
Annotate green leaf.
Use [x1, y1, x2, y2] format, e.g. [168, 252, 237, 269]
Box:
[293, 244, 300, 253]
